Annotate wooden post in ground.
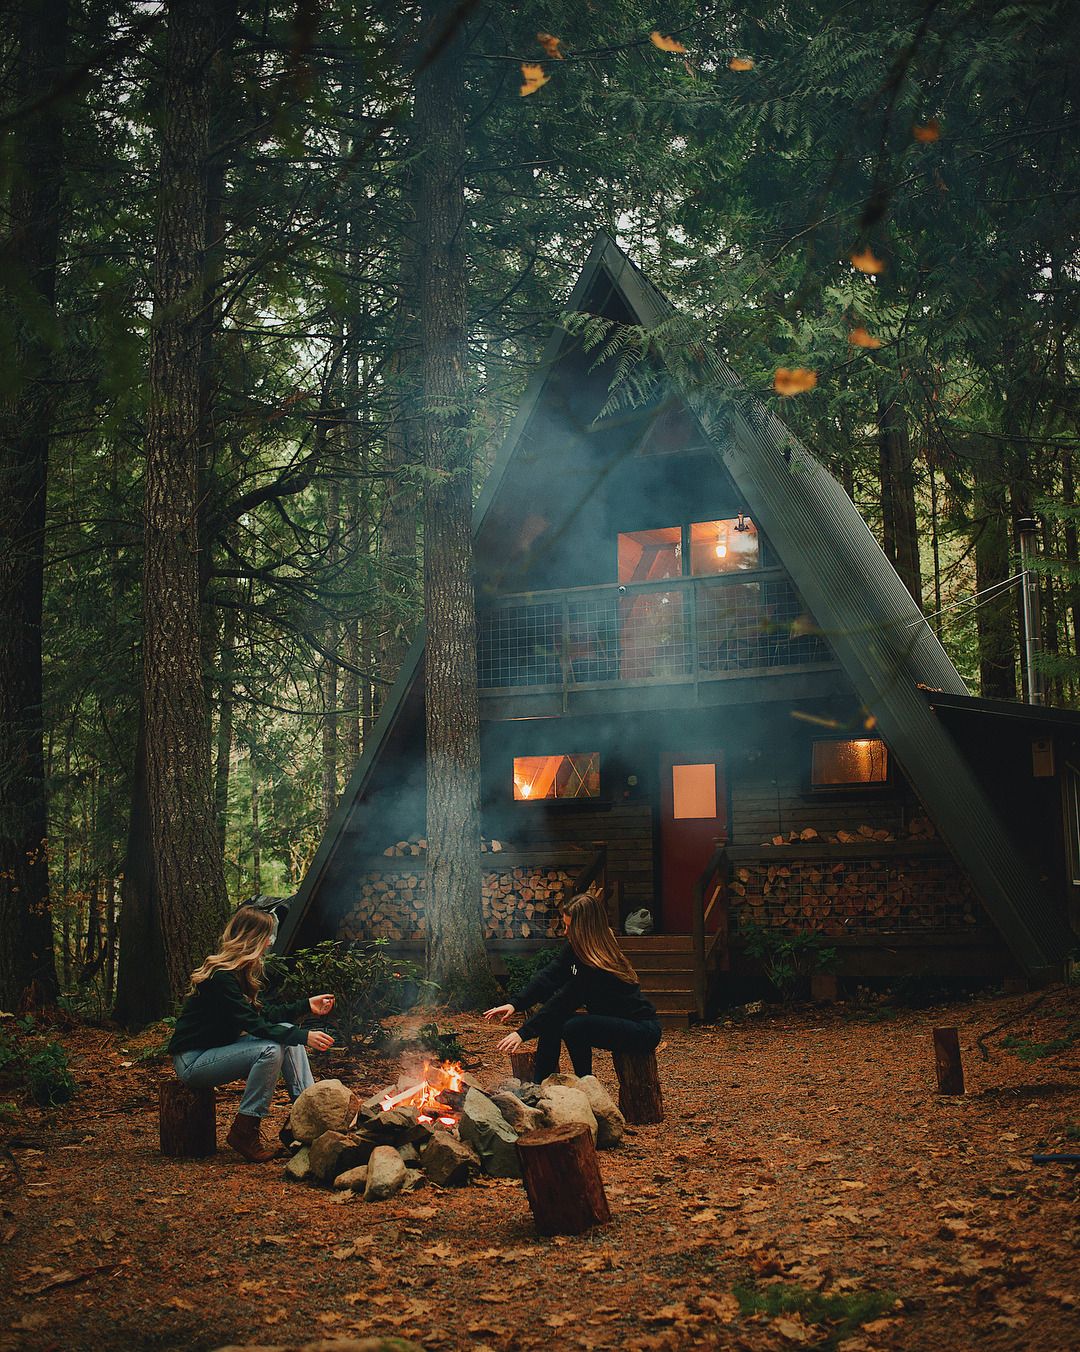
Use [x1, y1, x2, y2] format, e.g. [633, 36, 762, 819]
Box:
[613, 1048, 664, 1124]
[516, 1124, 611, 1235]
[510, 1048, 537, 1083]
[933, 1027, 965, 1094]
[159, 1080, 217, 1156]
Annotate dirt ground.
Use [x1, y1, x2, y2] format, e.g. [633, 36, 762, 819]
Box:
[1, 987, 1078, 1352]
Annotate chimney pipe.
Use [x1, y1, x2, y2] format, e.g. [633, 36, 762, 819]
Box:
[1017, 517, 1043, 706]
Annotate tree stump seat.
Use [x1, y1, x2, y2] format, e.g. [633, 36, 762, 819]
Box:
[516, 1123, 611, 1235]
[509, 1048, 537, 1083]
[159, 1080, 217, 1157]
[612, 1047, 664, 1124]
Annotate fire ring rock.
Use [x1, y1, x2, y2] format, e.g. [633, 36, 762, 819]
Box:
[419, 1130, 480, 1187]
[289, 1080, 361, 1144]
[333, 1165, 368, 1191]
[364, 1145, 408, 1201]
[490, 1091, 544, 1136]
[546, 1073, 624, 1148]
[307, 1131, 372, 1185]
[457, 1087, 522, 1177]
[537, 1082, 598, 1143]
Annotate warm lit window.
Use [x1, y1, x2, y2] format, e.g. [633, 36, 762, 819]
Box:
[690, 516, 759, 575]
[811, 738, 889, 787]
[513, 753, 600, 801]
[672, 763, 718, 819]
[617, 528, 682, 584]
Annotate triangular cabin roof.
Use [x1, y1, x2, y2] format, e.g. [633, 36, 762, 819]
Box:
[279, 233, 1072, 978]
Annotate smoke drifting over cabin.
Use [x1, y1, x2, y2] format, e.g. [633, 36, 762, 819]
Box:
[279, 236, 1076, 1015]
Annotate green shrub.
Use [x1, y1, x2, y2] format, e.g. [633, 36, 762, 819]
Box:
[416, 1023, 466, 1062]
[739, 923, 837, 1002]
[1002, 1019, 1080, 1062]
[265, 939, 433, 1049]
[503, 947, 560, 993]
[134, 1018, 177, 1063]
[0, 1025, 77, 1107]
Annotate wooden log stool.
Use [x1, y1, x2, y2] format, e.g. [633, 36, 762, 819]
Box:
[612, 1048, 664, 1125]
[516, 1124, 611, 1236]
[159, 1080, 217, 1157]
[933, 1027, 965, 1095]
[510, 1048, 537, 1084]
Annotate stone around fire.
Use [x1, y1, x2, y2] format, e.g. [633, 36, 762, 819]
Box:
[289, 1079, 361, 1143]
[546, 1073, 625, 1147]
[333, 1165, 368, 1191]
[489, 1090, 544, 1135]
[419, 1130, 480, 1186]
[457, 1087, 521, 1178]
[283, 1146, 312, 1182]
[307, 1131, 371, 1184]
[537, 1081, 598, 1142]
[364, 1145, 407, 1201]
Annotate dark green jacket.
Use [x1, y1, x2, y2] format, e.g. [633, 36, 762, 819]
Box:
[168, 969, 309, 1054]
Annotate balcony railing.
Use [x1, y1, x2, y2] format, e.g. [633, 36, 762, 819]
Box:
[477, 570, 831, 691]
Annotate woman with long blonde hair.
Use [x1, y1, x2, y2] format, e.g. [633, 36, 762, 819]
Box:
[483, 891, 661, 1081]
[169, 907, 335, 1162]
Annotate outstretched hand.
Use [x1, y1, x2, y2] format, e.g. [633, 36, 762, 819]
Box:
[482, 1003, 515, 1023]
[306, 1029, 334, 1052]
[308, 993, 335, 1016]
[496, 1030, 523, 1054]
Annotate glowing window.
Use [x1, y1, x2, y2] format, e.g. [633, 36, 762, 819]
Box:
[811, 739, 889, 787]
[690, 516, 759, 575]
[672, 763, 717, 819]
[513, 754, 600, 801]
[617, 528, 682, 584]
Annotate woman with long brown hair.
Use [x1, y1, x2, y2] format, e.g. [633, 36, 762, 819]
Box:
[168, 907, 335, 1162]
[483, 891, 661, 1081]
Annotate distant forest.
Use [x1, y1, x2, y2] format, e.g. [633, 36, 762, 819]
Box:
[1, 0, 1077, 1017]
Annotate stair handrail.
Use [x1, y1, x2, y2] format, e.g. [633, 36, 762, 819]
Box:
[692, 843, 730, 1020]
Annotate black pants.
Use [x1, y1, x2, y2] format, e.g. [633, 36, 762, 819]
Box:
[534, 1014, 662, 1081]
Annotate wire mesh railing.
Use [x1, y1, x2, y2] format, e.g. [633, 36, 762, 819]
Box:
[477, 572, 831, 690]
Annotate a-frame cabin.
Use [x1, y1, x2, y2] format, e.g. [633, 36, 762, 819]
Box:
[279, 234, 1076, 1023]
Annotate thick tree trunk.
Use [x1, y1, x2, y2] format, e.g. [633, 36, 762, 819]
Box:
[213, 600, 236, 855]
[414, 0, 490, 1002]
[973, 444, 1017, 700]
[321, 480, 341, 829]
[114, 712, 171, 1026]
[142, 0, 229, 1002]
[877, 389, 922, 608]
[0, 0, 69, 1008]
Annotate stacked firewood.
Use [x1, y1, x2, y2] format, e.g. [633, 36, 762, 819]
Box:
[381, 836, 505, 856]
[338, 858, 574, 943]
[757, 817, 936, 848]
[730, 850, 978, 933]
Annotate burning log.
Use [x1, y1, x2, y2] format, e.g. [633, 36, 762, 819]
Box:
[158, 1081, 216, 1158]
[612, 1049, 664, 1125]
[516, 1123, 611, 1236]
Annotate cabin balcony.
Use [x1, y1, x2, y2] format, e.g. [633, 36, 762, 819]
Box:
[477, 570, 837, 715]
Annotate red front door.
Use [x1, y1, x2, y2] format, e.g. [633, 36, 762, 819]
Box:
[659, 752, 727, 932]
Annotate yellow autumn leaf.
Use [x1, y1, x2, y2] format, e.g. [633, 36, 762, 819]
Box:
[729, 56, 755, 71]
[848, 326, 882, 348]
[774, 367, 818, 396]
[851, 247, 886, 275]
[520, 63, 549, 97]
[913, 118, 941, 142]
[536, 32, 563, 60]
[650, 31, 687, 53]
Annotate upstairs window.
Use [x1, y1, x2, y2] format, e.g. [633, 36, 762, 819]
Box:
[513, 753, 600, 801]
[811, 738, 889, 787]
[617, 528, 682, 583]
[690, 516, 760, 575]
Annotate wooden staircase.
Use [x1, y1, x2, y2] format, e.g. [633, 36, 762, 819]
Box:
[620, 935, 698, 1029]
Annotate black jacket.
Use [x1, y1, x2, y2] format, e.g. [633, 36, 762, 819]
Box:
[168, 970, 309, 1054]
[510, 943, 657, 1040]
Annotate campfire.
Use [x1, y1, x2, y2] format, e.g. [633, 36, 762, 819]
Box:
[377, 1060, 466, 1130]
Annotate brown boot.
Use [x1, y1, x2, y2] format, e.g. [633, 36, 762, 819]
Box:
[226, 1112, 277, 1163]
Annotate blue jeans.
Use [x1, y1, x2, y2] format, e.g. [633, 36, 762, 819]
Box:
[172, 1028, 314, 1118]
[535, 1014, 663, 1081]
